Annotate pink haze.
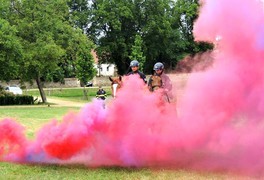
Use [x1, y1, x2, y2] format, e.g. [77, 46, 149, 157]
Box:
[1, 0, 264, 175]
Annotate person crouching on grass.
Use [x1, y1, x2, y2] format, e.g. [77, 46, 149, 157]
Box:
[96, 86, 107, 100]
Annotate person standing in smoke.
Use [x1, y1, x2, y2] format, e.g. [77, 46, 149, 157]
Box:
[127, 60, 147, 84]
[148, 62, 175, 103]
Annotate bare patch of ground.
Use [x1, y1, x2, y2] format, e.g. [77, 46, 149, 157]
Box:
[46, 97, 88, 108]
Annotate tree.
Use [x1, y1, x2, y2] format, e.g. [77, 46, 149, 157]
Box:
[73, 30, 96, 99]
[129, 34, 146, 72]
[86, 0, 212, 74]
[140, 0, 178, 71]
[67, 0, 90, 31]
[0, 19, 22, 81]
[87, 0, 137, 74]
[174, 0, 213, 54]
[1, 0, 95, 103]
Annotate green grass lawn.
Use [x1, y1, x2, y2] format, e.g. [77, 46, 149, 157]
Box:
[0, 163, 237, 180]
[0, 106, 80, 138]
[0, 162, 246, 180]
[24, 87, 111, 102]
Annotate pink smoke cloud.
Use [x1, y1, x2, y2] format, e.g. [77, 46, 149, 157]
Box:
[1, 0, 264, 176]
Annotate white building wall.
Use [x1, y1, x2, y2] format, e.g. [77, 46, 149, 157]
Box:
[95, 64, 116, 76]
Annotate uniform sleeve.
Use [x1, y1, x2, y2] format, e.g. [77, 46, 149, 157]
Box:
[143, 75, 147, 84]
[139, 72, 147, 84]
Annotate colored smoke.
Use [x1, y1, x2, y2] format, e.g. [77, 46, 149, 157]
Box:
[1, 0, 264, 175]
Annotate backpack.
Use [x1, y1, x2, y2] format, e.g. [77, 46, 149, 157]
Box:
[149, 75, 162, 91]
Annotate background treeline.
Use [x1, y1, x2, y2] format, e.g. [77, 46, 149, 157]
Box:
[77, 0, 213, 74]
[0, 0, 96, 102]
[0, 0, 212, 103]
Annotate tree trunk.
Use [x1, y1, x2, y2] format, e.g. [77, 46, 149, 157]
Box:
[83, 87, 88, 100]
[36, 76, 47, 103]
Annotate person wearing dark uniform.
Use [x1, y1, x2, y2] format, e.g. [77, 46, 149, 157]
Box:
[127, 60, 147, 84]
[96, 86, 107, 100]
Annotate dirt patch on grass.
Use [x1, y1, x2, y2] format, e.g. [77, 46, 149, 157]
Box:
[46, 97, 88, 108]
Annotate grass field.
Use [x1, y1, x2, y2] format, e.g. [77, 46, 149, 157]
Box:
[0, 162, 239, 180]
[24, 87, 111, 103]
[0, 88, 258, 179]
[0, 106, 80, 138]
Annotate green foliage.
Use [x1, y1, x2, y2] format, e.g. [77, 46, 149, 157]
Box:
[141, 0, 177, 71]
[0, 0, 96, 102]
[0, 93, 34, 105]
[0, 19, 22, 81]
[72, 30, 97, 84]
[67, 0, 90, 31]
[87, 0, 137, 74]
[129, 34, 146, 72]
[86, 0, 212, 74]
[174, 0, 214, 54]
[9, 0, 70, 82]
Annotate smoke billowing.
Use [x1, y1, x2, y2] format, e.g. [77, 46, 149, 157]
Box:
[1, 0, 264, 175]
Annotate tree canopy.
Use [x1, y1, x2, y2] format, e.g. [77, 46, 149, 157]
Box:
[0, 19, 22, 81]
[129, 34, 146, 72]
[0, 0, 95, 102]
[83, 0, 213, 74]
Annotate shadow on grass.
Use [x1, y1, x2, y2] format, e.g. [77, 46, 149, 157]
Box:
[27, 163, 146, 172]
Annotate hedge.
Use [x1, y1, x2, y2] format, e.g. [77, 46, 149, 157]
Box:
[0, 93, 34, 105]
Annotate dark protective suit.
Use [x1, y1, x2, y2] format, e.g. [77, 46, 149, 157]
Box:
[127, 71, 147, 84]
[96, 89, 107, 100]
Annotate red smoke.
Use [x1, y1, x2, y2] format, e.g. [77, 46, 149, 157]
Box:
[1, 0, 264, 175]
[0, 119, 27, 161]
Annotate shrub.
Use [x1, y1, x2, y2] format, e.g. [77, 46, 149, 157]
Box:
[0, 92, 34, 105]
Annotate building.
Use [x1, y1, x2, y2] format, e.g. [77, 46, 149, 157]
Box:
[91, 49, 116, 76]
